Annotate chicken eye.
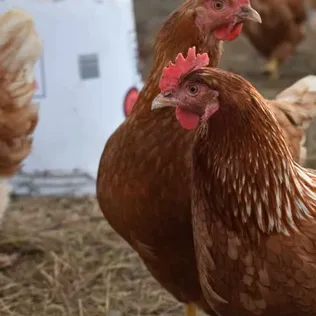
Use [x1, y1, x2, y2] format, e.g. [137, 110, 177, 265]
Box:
[212, 0, 225, 10]
[187, 84, 200, 96]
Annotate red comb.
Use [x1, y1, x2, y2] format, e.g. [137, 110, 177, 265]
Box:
[159, 46, 209, 93]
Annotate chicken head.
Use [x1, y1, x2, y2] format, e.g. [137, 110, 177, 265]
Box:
[196, 0, 261, 41]
[152, 47, 220, 130]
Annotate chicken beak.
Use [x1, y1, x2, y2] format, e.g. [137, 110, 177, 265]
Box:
[151, 93, 178, 110]
[237, 5, 262, 23]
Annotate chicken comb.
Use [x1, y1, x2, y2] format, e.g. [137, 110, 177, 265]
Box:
[159, 46, 210, 93]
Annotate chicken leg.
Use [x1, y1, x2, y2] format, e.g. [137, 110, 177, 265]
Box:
[185, 303, 197, 316]
[263, 57, 279, 80]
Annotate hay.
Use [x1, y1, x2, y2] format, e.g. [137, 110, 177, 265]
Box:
[0, 196, 184, 316]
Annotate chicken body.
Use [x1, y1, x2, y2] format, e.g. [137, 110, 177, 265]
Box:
[0, 9, 42, 222]
[192, 186, 316, 315]
[242, 0, 307, 79]
[153, 64, 316, 315]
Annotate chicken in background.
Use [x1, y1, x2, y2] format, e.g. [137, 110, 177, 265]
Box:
[268, 75, 316, 165]
[242, 0, 307, 79]
[152, 46, 316, 315]
[0, 9, 42, 224]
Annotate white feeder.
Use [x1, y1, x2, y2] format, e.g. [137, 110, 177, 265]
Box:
[0, 0, 142, 195]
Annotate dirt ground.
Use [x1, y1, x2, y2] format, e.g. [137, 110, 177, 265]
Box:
[0, 197, 177, 316]
[1, 2, 316, 316]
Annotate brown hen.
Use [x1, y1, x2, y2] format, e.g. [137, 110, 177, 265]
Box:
[0, 9, 42, 222]
[242, 0, 307, 79]
[97, 0, 261, 314]
[152, 47, 316, 315]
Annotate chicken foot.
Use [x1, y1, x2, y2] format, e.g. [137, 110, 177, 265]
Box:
[263, 57, 279, 80]
[185, 303, 197, 316]
[263, 40, 296, 80]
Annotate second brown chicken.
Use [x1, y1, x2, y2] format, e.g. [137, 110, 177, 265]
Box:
[242, 0, 307, 79]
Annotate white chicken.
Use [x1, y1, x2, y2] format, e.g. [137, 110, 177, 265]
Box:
[268, 75, 316, 165]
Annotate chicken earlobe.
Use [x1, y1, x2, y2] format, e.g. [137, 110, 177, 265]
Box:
[0, 9, 42, 223]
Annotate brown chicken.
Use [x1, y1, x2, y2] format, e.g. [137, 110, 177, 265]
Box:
[97, 0, 261, 315]
[242, 0, 307, 79]
[152, 47, 316, 315]
[0, 9, 42, 223]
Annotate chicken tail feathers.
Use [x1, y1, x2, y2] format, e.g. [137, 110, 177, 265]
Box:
[276, 75, 316, 126]
[270, 76, 316, 165]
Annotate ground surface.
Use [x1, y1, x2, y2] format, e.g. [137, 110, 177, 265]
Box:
[1, 2, 316, 316]
[0, 197, 176, 316]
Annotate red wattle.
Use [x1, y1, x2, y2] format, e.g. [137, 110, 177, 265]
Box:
[227, 24, 243, 41]
[175, 106, 200, 130]
[214, 23, 243, 41]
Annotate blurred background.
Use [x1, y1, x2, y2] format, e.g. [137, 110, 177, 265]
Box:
[0, 0, 315, 315]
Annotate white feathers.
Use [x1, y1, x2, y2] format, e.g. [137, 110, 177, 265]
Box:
[0, 9, 43, 108]
[268, 75, 316, 166]
[0, 9, 42, 224]
[275, 76, 316, 128]
[276, 75, 316, 102]
[0, 9, 42, 73]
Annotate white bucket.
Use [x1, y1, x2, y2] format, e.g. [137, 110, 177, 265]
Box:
[0, 0, 142, 195]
